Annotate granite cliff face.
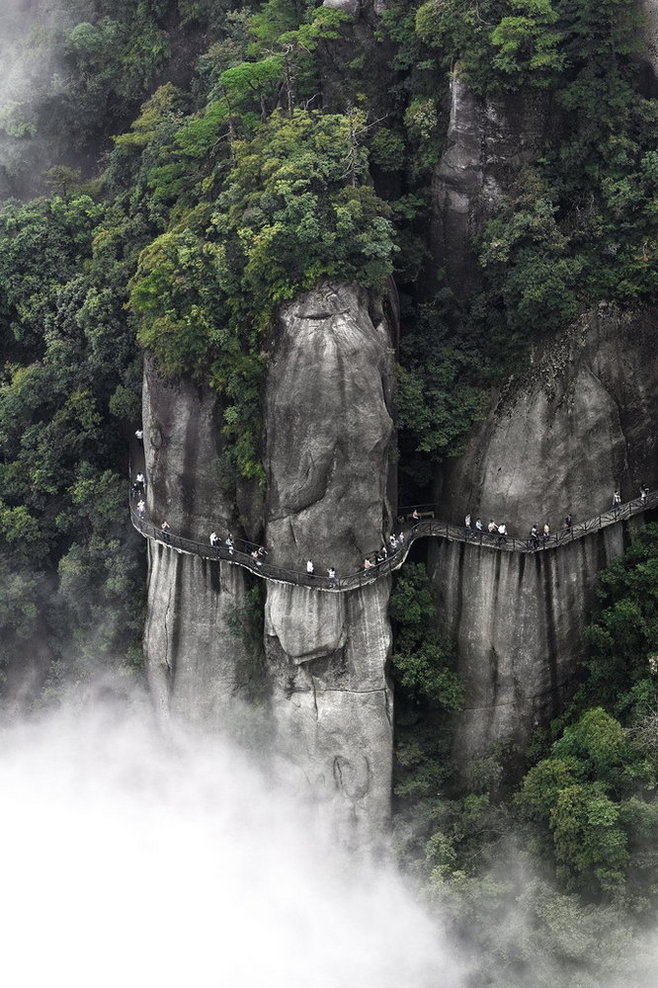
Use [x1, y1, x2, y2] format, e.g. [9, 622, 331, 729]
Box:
[141, 359, 258, 729]
[429, 74, 658, 762]
[263, 284, 396, 842]
[142, 284, 397, 841]
[439, 305, 658, 533]
[428, 518, 647, 764]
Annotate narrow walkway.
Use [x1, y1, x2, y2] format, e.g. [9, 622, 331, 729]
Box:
[130, 488, 657, 593]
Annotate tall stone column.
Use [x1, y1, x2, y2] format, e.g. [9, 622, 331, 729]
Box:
[264, 283, 397, 846]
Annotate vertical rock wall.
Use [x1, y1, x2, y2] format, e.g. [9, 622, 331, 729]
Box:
[439, 306, 658, 532]
[430, 70, 658, 761]
[428, 518, 646, 763]
[264, 283, 397, 844]
[141, 360, 258, 733]
[141, 284, 398, 843]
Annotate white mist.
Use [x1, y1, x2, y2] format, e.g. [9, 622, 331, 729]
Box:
[0, 698, 465, 988]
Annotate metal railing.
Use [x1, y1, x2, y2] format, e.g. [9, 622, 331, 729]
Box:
[130, 488, 657, 593]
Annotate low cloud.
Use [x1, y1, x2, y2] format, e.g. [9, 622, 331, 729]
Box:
[0, 694, 466, 988]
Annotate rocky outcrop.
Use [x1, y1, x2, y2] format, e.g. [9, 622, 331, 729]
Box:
[429, 517, 647, 764]
[266, 284, 396, 572]
[429, 302, 658, 764]
[145, 542, 260, 730]
[264, 283, 396, 844]
[432, 74, 549, 298]
[141, 283, 397, 843]
[439, 305, 658, 533]
[141, 359, 259, 731]
[264, 579, 393, 845]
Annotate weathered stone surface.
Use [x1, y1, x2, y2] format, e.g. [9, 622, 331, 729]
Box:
[439, 305, 658, 533]
[432, 74, 549, 298]
[142, 358, 259, 731]
[145, 543, 258, 731]
[142, 356, 233, 538]
[266, 283, 396, 574]
[264, 282, 396, 843]
[142, 282, 397, 844]
[431, 302, 658, 764]
[265, 579, 393, 845]
[428, 517, 646, 764]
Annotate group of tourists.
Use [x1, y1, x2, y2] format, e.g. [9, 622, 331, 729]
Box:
[463, 486, 651, 550]
[463, 514, 573, 549]
[210, 530, 268, 567]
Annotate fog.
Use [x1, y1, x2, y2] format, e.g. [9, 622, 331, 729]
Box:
[0, 694, 466, 988]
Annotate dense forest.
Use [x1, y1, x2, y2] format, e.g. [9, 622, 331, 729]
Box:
[1, 0, 657, 983]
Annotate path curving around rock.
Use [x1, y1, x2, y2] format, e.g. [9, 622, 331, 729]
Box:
[130, 488, 657, 593]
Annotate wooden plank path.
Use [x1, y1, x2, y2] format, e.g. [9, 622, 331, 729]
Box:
[130, 489, 657, 594]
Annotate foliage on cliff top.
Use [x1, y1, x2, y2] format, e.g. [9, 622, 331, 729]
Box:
[128, 106, 396, 479]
